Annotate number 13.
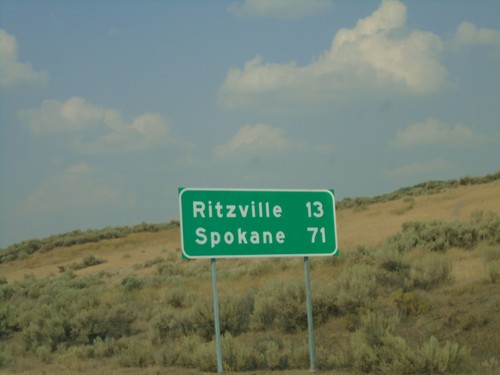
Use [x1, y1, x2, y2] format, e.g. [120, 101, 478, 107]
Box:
[306, 201, 324, 218]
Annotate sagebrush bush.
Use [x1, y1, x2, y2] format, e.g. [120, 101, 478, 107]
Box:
[172, 335, 212, 369]
[0, 305, 18, 339]
[121, 275, 144, 291]
[165, 286, 186, 308]
[69, 255, 107, 270]
[417, 336, 471, 374]
[0, 345, 11, 368]
[255, 336, 291, 370]
[11, 273, 136, 354]
[151, 306, 189, 344]
[407, 253, 451, 290]
[219, 292, 254, 335]
[116, 339, 153, 368]
[332, 264, 380, 314]
[347, 311, 472, 374]
[390, 288, 429, 316]
[311, 282, 340, 324]
[487, 260, 500, 283]
[387, 213, 500, 254]
[221, 333, 259, 371]
[483, 247, 500, 283]
[349, 311, 402, 373]
[374, 246, 410, 287]
[472, 211, 500, 245]
[251, 281, 307, 333]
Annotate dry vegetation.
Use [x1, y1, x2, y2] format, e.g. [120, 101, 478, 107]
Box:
[1, 172, 499, 374]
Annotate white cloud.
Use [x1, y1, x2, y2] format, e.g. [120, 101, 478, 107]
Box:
[214, 123, 303, 159]
[218, 0, 447, 110]
[18, 96, 180, 153]
[383, 159, 455, 181]
[227, 0, 332, 20]
[23, 163, 123, 214]
[453, 21, 500, 49]
[0, 29, 49, 87]
[393, 118, 489, 148]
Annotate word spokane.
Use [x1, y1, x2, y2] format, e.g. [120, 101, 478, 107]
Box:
[195, 227, 285, 249]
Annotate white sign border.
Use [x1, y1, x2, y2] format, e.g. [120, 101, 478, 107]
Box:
[178, 188, 338, 259]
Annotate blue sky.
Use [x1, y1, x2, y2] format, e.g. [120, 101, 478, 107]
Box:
[1, 0, 499, 247]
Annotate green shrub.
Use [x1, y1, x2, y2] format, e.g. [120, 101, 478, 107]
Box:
[183, 297, 215, 341]
[0, 283, 14, 301]
[251, 281, 307, 333]
[121, 275, 144, 291]
[172, 335, 212, 369]
[151, 306, 188, 344]
[179, 291, 255, 341]
[221, 333, 259, 371]
[192, 340, 217, 372]
[220, 292, 254, 335]
[417, 336, 471, 374]
[346, 311, 472, 374]
[0, 305, 19, 339]
[91, 337, 117, 358]
[14, 273, 135, 353]
[69, 255, 107, 270]
[387, 214, 500, 254]
[374, 246, 410, 287]
[472, 211, 500, 244]
[349, 313, 410, 373]
[251, 288, 279, 331]
[255, 336, 291, 370]
[407, 253, 451, 290]
[116, 339, 153, 368]
[0, 345, 12, 368]
[390, 289, 429, 316]
[376, 333, 417, 374]
[332, 264, 380, 314]
[165, 286, 186, 308]
[483, 246, 500, 283]
[487, 259, 500, 283]
[36, 344, 52, 363]
[311, 282, 340, 324]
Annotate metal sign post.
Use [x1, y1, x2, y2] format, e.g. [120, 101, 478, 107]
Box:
[304, 256, 315, 372]
[211, 258, 223, 374]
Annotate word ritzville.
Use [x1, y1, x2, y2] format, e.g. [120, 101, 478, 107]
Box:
[193, 200, 282, 219]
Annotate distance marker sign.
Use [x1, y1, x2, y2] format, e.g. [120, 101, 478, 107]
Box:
[178, 188, 338, 258]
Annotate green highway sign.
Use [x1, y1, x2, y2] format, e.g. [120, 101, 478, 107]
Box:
[178, 188, 338, 259]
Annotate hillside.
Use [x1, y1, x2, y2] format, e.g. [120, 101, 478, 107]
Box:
[1, 174, 499, 374]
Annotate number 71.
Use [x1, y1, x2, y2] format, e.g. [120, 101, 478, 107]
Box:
[307, 227, 326, 243]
